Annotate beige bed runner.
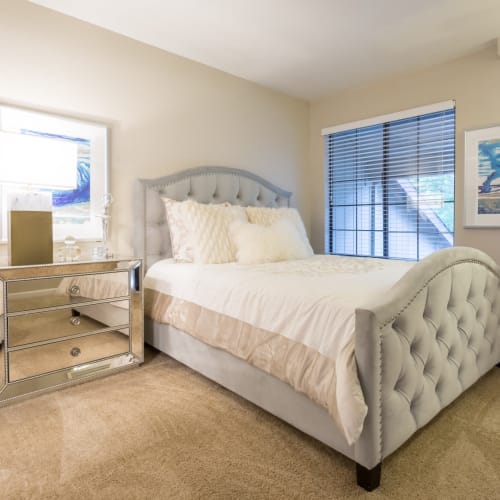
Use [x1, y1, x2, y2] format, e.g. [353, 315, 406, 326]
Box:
[146, 289, 363, 444]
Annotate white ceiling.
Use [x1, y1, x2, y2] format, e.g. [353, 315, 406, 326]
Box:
[30, 0, 500, 101]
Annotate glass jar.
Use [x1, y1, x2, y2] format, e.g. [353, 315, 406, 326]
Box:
[58, 236, 81, 262]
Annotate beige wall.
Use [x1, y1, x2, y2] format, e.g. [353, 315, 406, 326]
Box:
[0, 0, 309, 258]
[310, 44, 500, 262]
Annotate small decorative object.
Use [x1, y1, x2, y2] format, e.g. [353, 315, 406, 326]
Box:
[93, 193, 114, 259]
[57, 236, 81, 262]
[7, 191, 53, 266]
[464, 124, 500, 227]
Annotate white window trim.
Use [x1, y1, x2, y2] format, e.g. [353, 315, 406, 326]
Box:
[321, 100, 455, 136]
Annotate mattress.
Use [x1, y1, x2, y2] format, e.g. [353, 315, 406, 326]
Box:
[144, 255, 414, 444]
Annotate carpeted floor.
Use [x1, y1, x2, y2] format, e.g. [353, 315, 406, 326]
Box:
[0, 346, 499, 499]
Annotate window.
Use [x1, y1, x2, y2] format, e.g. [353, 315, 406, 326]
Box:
[0, 104, 109, 242]
[323, 101, 455, 260]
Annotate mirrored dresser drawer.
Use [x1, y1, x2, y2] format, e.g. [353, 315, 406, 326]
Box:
[0, 258, 143, 406]
[6, 270, 130, 313]
[9, 330, 130, 381]
[8, 302, 130, 347]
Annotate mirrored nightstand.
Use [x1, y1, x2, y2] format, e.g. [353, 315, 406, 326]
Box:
[0, 258, 143, 405]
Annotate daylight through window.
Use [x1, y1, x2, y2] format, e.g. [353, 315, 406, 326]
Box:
[323, 102, 455, 260]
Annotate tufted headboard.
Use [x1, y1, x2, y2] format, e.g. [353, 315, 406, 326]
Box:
[133, 166, 292, 270]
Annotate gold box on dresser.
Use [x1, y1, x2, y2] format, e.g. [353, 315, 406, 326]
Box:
[0, 258, 143, 406]
[8, 210, 53, 266]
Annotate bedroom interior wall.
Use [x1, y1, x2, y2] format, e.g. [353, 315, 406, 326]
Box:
[309, 44, 500, 263]
[0, 0, 309, 258]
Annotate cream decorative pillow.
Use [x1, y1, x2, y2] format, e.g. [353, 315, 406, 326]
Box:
[245, 206, 313, 255]
[162, 198, 195, 262]
[229, 219, 313, 264]
[186, 203, 248, 264]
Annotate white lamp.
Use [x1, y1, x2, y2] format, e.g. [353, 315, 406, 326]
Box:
[0, 131, 78, 265]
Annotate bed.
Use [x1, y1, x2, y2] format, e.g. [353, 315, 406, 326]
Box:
[134, 166, 500, 491]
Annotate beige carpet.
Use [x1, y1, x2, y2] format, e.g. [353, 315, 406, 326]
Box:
[0, 347, 498, 499]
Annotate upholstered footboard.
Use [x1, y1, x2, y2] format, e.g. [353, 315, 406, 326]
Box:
[354, 246, 500, 489]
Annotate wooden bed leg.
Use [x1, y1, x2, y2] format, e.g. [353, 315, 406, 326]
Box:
[356, 462, 381, 491]
[497, 362, 500, 367]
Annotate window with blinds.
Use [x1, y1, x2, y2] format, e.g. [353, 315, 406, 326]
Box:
[324, 104, 455, 260]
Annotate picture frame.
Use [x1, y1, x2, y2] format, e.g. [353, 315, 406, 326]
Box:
[0, 104, 109, 242]
[464, 124, 500, 227]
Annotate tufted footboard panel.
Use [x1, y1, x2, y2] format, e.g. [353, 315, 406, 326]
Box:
[355, 247, 500, 469]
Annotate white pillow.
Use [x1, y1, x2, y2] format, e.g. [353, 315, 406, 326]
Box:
[229, 218, 313, 264]
[186, 203, 248, 264]
[162, 198, 195, 263]
[245, 206, 313, 255]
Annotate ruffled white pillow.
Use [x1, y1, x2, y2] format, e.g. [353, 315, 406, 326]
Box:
[229, 218, 313, 264]
[245, 206, 313, 255]
[186, 203, 248, 264]
[162, 198, 195, 262]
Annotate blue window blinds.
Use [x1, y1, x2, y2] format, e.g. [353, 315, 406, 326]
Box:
[324, 105, 455, 260]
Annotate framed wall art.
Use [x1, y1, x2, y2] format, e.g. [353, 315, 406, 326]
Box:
[0, 104, 109, 241]
[464, 124, 500, 227]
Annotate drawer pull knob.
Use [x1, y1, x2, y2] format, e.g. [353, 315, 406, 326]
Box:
[70, 317, 81, 326]
[68, 285, 81, 297]
[70, 347, 81, 357]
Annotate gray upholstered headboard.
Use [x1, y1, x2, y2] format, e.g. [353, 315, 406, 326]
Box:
[133, 166, 292, 270]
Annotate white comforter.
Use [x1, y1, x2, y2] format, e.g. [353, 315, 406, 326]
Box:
[144, 255, 414, 444]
